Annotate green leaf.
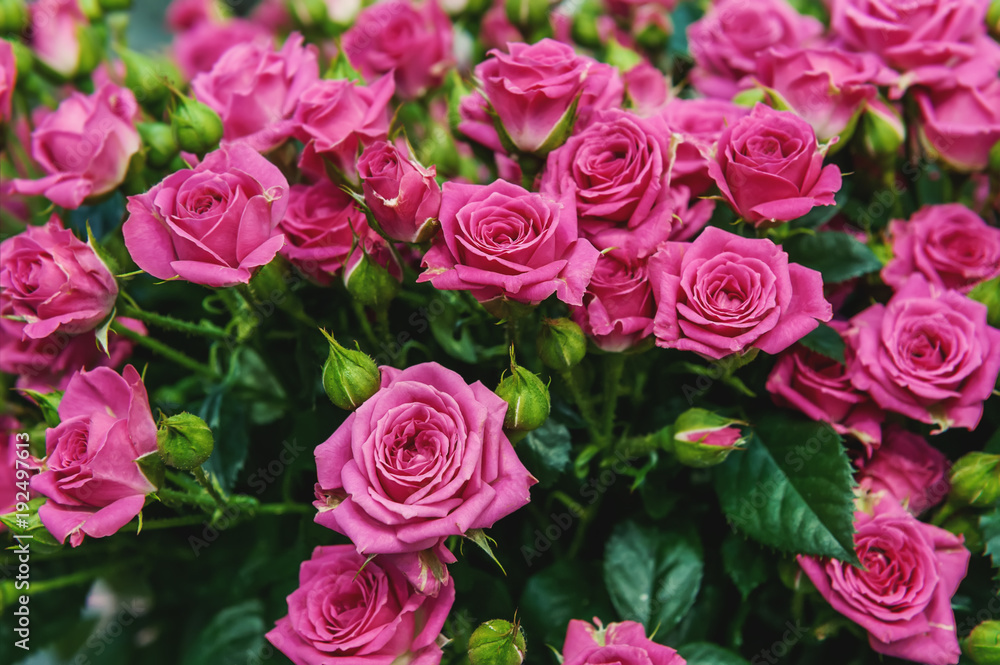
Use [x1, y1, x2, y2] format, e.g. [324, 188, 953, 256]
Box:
[603, 520, 704, 636]
[666, 2, 702, 56]
[198, 388, 250, 493]
[721, 533, 769, 600]
[714, 415, 859, 563]
[519, 561, 615, 648]
[183, 600, 266, 665]
[677, 642, 750, 665]
[798, 323, 846, 365]
[981, 508, 1000, 581]
[229, 347, 287, 425]
[519, 420, 572, 487]
[464, 528, 506, 575]
[783, 232, 883, 283]
[16, 389, 63, 427]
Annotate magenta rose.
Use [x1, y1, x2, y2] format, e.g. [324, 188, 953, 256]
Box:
[857, 426, 949, 516]
[10, 83, 140, 209]
[798, 497, 969, 665]
[883, 204, 1000, 293]
[622, 61, 671, 117]
[28, 0, 90, 79]
[687, 0, 822, 99]
[660, 98, 748, 196]
[1, 416, 26, 527]
[166, 0, 225, 31]
[0, 40, 15, 124]
[562, 619, 686, 665]
[754, 46, 896, 142]
[123, 142, 288, 288]
[476, 39, 622, 153]
[457, 91, 505, 153]
[278, 181, 364, 285]
[293, 75, 395, 183]
[358, 141, 442, 244]
[266, 545, 454, 665]
[916, 79, 1000, 173]
[846, 275, 1000, 432]
[572, 253, 655, 352]
[314, 362, 536, 555]
[480, 0, 523, 51]
[30, 365, 158, 547]
[0, 217, 117, 339]
[766, 322, 884, 450]
[650, 226, 832, 360]
[342, 0, 454, 100]
[191, 33, 319, 153]
[418, 180, 599, 306]
[173, 19, 271, 79]
[708, 104, 842, 228]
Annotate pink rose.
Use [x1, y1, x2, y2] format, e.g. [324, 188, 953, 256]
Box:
[857, 426, 949, 515]
[687, 0, 822, 99]
[173, 19, 271, 80]
[476, 39, 622, 153]
[28, 0, 89, 79]
[572, 253, 655, 352]
[622, 61, 671, 117]
[278, 181, 364, 285]
[883, 204, 1000, 293]
[292, 75, 395, 183]
[165, 0, 225, 31]
[0, 40, 15, 123]
[766, 322, 884, 450]
[418, 180, 600, 306]
[480, 0, 523, 51]
[1, 416, 26, 526]
[562, 619, 686, 665]
[846, 275, 1000, 432]
[314, 362, 536, 554]
[660, 98, 748, 196]
[457, 91, 504, 153]
[123, 142, 289, 288]
[0, 217, 118, 339]
[30, 365, 158, 547]
[754, 46, 896, 142]
[650, 226, 833, 359]
[342, 0, 454, 100]
[358, 141, 442, 244]
[10, 83, 140, 209]
[916, 79, 1000, 173]
[798, 497, 970, 665]
[191, 33, 319, 153]
[266, 545, 454, 665]
[708, 104, 842, 228]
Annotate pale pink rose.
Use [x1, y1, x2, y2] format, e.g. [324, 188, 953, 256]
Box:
[28, 0, 90, 79]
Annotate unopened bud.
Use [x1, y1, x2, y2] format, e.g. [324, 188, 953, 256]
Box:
[138, 122, 179, 169]
[468, 619, 526, 665]
[538, 318, 586, 372]
[989, 0, 1000, 38]
[0, 0, 28, 34]
[862, 98, 905, 158]
[320, 329, 381, 410]
[344, 250, 400, 309]
[962, 620, 1000, 665]
[949, 452, 1000, 508]
[495, 348, 550, 433]
[505, 0, 549, 29]
[171, 95, 223, 156]
[671, 408, 747, 468]
[118, 47, 182, 112]
[990, 139, 1000, 174]
[940, 511, 983, 553]
[157, 412, 215, 471]
[99, 0, 132, 11]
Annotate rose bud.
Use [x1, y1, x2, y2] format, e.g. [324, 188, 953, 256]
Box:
[861, 98, 906, 159]
[949, 453, 1000, 508]
[99, 0, 131, 9]
[0, 0, 27, 33]
[137, 122, 179, 169]
[320, 329, 381, 411]
[117, 47, 183, 115]
[941, 512, 983, 554]
[358, 141, 442, 244]
[505, 0, 550, 29]
[344, 248, 401, 310]
[990, 1, 1000, 36]
[495, 349, 551, 434]
[170, 94, 223, 156]
[962, 621, 1000, 664]
[28, 0, 102, 81]
[469, 619, 527, 665]
[156, 412, 214, 471]
[671, 408, 747, 468]
[538, 318, 587, 372]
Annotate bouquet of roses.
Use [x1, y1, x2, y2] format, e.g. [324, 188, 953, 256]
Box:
[2, 0, 1000, 664]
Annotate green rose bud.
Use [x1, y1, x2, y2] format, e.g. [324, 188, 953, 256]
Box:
[862, 99, 905, 159]
[538, 318, 586, 372]
[990, 139, 1000, 175]
[495, 348, 551, 434]
[989, 1, 1000, 37]
[8, 38, 33, 80]
[118, 47, 182, 112]
[320, 329, 381, 411]
[0, 0, 28, 34]
[156, 413, 215, 471]
[505, 0, 550, 29]
[138, 122, 179, 169]
[962, 620, 1000, 665]
[468, 620, 526, 665]
[171, 95, 224, 156]
[344, 251, 400, 309]
[77, 0, 102, 21]
[949, 452, 1000, 508]
[671, 408, 747, 468]
[940, 511, 983, 554]
[98, 0, 132, 11]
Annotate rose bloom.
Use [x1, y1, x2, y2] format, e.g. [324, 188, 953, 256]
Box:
[123, 142, 289, 288]
[0, 40, 15, 123]
[660, 98, 748, 196]
[480, 0, 523, 52]
[572, 253, 655, 353]
[708, 104, 842, 228]
[166, 0, 225, 31]
[10, 83, 140, 209]
[798, 497, 970, 665]
[562, 619, 686, 665]
[622, 61, 671, 117]
[192, 33, 319, 153]
[173, 19, 271, 80]
[266, 545, 454, 665]
[754, 46, 896, 142]
[358, 141, 442, 244]
[883, 204, 1000, 293]
[0, 217, 118, 339]
[293, 75, 395, 182]
[1, 416, 26, 528]
[314, 362, 536, 555]
[857, 426, 949, 516]
[30, 365, 158, 547]
[687, 0, 822, 99]
[342, 0, 454, 100]
[650, 226, 832, 360]
[278, 181, 364, 285]
[28, 0, 91, 79]
[847, 275, 1000, 432]
[766, 321, 883, 451]
[418, 180, 600, 307]
[916, 79, 1000, 173]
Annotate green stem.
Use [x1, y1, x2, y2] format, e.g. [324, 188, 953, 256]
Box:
[259, 503, 312, 515]
[111, 321, 220, 380]
[193, 467, 229, 509]
[375, 307, 392, 347]
[559, 368, 602, 442]
[140, 515, 209, 530]
[118, 304, 229, 340]
[21, 566, 112, 595]
[352, 300, 382, 353]
[156, 487, 213, 510]
[599, 354, 627, 446]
